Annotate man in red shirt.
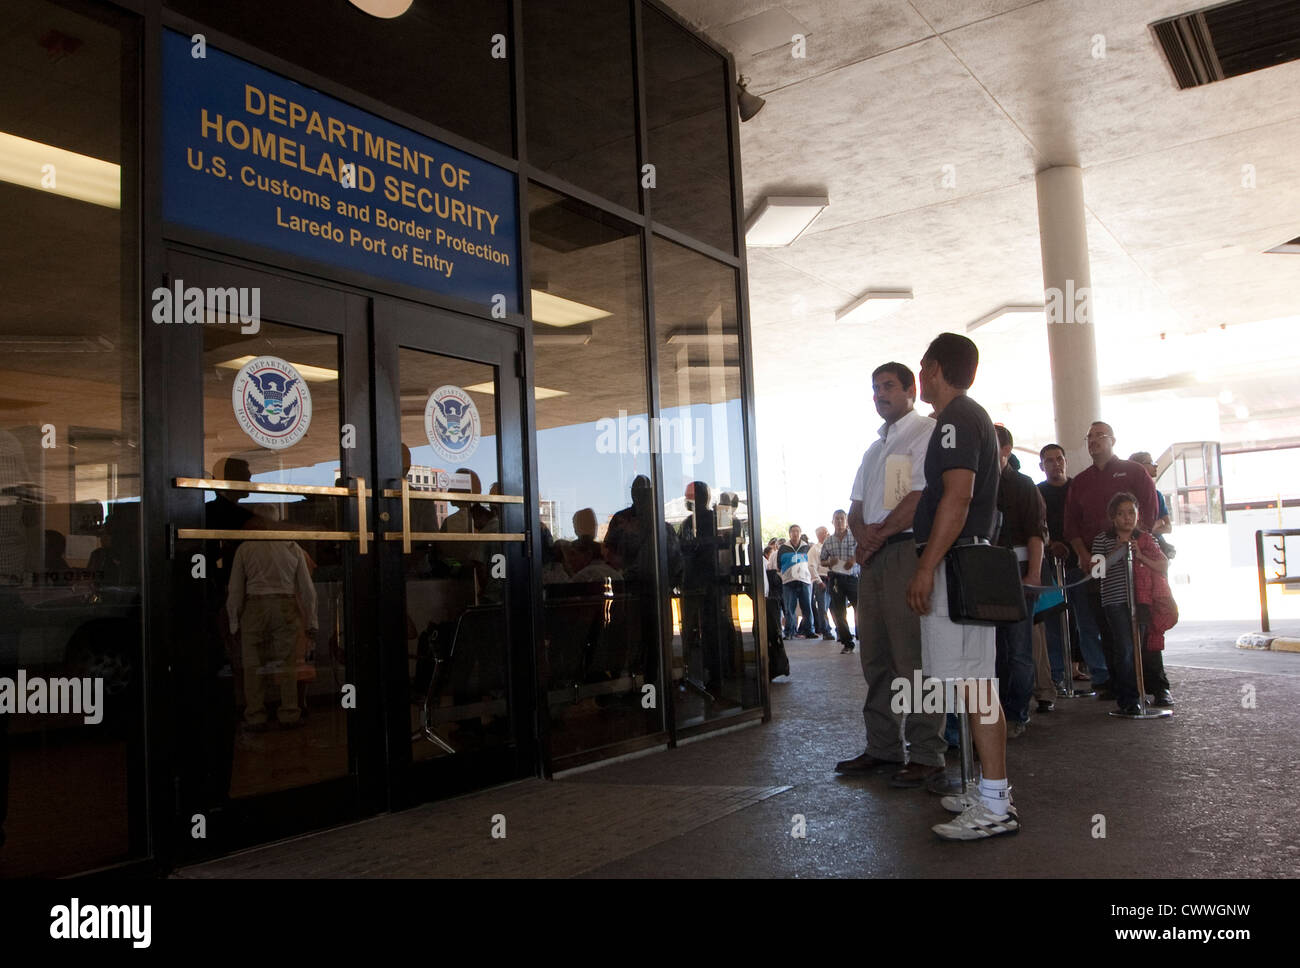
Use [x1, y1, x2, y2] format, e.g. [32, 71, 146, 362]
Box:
[1063, 422, 1158, 700]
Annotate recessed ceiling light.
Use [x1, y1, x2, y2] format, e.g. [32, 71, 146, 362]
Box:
[965, 304, 1044, 334]
[530, 290, 611, 327]
[745, 196, 829, 247]
[347, 0, 413, 17]
[534, 325, 592, 346]
[836, 290, 913, 324]
[463, 381, 568, 401]
[0, 131, 119, 208]
[1202, 245, 1245, 260]
[665, 328, 740, 346]
[217, 355, 337, 381]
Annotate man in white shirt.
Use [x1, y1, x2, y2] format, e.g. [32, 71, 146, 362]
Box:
[228, 513, 318, 728]
[834, 362, 945, 789]
[806, 527, 832, 640]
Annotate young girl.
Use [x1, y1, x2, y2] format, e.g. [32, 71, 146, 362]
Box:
[1090, 492, 1170, 715]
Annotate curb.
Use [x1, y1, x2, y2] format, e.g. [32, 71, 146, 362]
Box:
[1236, 632, 1300, 653]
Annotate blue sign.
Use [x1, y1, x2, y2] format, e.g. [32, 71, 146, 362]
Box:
[162, 30, 518, 311]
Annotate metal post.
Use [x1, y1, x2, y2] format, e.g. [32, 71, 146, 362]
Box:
[1055, 558, 1093, 698]
[1111, 540, 1171, 720]
[926, 678, 980, 796]
[1256, 530, 1270, 633]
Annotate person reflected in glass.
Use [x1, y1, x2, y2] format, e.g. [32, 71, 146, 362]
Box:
[199, 456, 252, 806]
[564, 535, 621, 582]
[227, 509, 318, 729]
[679, 481, 725, 701]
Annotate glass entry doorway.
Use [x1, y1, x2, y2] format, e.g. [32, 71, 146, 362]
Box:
[161, 251, 533, 863]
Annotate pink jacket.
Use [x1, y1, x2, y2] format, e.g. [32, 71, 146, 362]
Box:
[1132, 531, 1177, 651]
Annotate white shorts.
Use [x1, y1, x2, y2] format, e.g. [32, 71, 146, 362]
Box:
[919, 559, 996, 680]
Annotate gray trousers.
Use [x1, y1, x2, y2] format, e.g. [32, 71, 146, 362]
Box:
[857, 539, 947, 767]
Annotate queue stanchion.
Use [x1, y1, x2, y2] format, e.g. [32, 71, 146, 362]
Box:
[1055, 558, 1094, 698]
[926, 678, 980, 796]
[1110, 541, 1171, 720]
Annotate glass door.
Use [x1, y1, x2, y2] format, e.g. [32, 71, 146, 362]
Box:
[371, 301, 535, 805]
[162, 252, 382, 861]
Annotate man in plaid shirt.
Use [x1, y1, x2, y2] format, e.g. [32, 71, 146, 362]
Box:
[820, 510, 858, 652]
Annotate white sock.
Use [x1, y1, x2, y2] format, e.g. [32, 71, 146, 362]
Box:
[979, 777, 1010, 816]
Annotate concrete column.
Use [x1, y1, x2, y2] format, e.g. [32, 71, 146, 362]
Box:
[1035, 166, 1101, 472]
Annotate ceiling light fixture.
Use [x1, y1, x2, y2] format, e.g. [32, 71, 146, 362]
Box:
[966, 303, 1045, 334]
[464, 381, 568, 401]
[347, 0, 414, 18]
[530, 289, 611, 327]
[534, 325, 592, 346]
[217, 356, 338, 382]
[666, 328, 740, 346]
[745, 196, 828, 247]
[0, 131, 119, 208]
[837, 289, 914, 324]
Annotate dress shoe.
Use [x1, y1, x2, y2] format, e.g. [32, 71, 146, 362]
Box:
[1152, 690, 1174, 706]
[889, 763, 945, 788]
[1117, 703, 1142, 716]
[821, 633, 835, 641]
[1094, 687, 1114, 701]
[834, 751, 899, 774]
[840, 644, 855, 654]
[1036, 700, 1055, 713]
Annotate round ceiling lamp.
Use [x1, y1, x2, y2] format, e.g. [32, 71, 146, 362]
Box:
[348, 0, 414, 18]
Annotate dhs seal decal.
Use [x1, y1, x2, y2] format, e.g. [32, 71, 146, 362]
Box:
[425, 385, 481, 462]
[231, 356, 313, 450]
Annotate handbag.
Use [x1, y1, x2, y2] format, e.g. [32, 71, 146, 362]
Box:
[944, 542, 1027, 625]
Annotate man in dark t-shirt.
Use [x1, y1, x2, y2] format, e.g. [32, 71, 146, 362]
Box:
[905, 333, 1016, 840]
[1037, 444, 1109, 691]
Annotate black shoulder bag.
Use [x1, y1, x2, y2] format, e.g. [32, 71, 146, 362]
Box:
[945, 542, 1027, 625]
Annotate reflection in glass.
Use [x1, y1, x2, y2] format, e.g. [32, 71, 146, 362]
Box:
[524, 0, 639, 211]
[642, 5, 735, 253]
[0, 0, 140, 876]
[398, 350, 512, 761]
[528, 183, 663, 759]
[193, 321, 349, 805]
[653, 237, 757, 727]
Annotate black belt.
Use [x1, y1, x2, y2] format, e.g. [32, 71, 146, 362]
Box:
[914, 535, 989, 556]
[884, 531, 914, 547]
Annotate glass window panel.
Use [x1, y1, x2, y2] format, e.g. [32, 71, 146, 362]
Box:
[198, 321, 349, 800]
[396, 348, 514, 763]
[652, 236, 757, 728]
[524, 0, 639, 210]
[0, 0, 141, 876]
[642, 5, 735, 254]
[528, 183, 662, 758]
[165, 0, 513, 157]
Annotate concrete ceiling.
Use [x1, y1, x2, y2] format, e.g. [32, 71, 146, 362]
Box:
[666, 0, 1300, 522]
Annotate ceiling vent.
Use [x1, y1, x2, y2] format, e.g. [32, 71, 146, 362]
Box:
[1151, 0, 1300, 89]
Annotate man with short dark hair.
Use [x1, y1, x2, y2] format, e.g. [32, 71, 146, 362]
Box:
[1038, 444, 1109, 690]
[778, 525, 814, 639]
[1064, 423, 1158, 700]
[905, 333, 1016, 839]
[992, 425, 1045, 737]
[834, 361, 944, 787]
